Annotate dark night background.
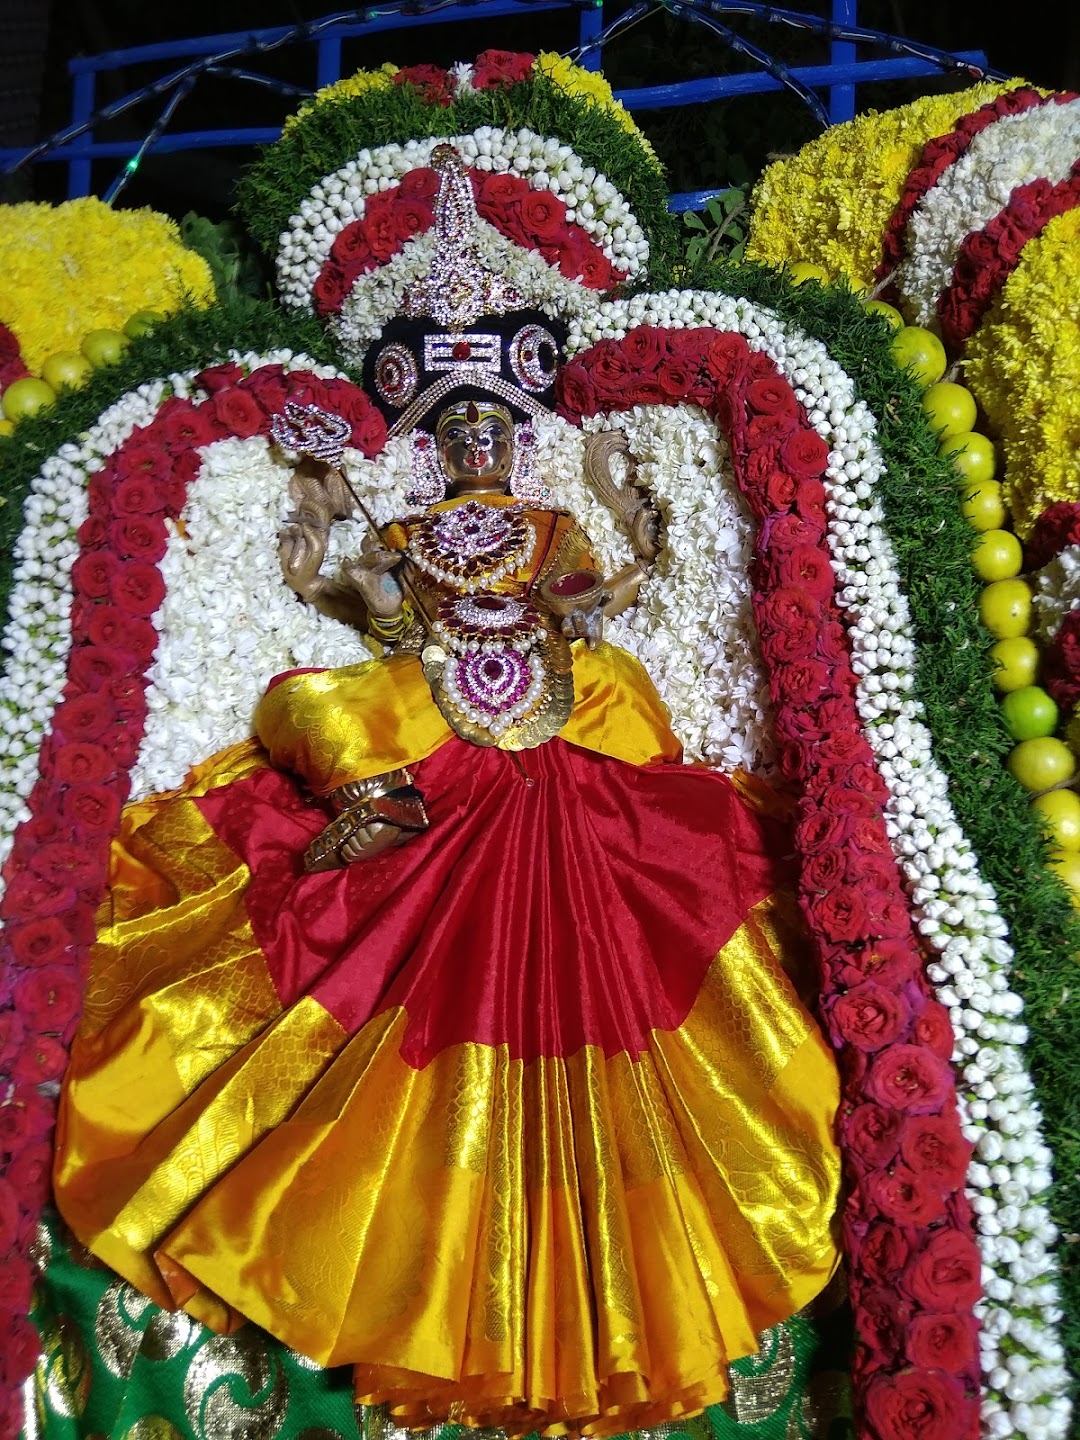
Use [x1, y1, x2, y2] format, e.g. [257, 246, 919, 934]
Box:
[0, 0, 1075, 225]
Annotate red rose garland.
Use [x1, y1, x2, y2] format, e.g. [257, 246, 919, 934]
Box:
[0, 365, 386, 1429]
[314, 167, 625, 317]
[938, 160, 1080, 348]
[876, 87, 1076, 290]
[391, 50, 535, 106]
[0, 323, 28, 394]
[557, 327, 981, 1440]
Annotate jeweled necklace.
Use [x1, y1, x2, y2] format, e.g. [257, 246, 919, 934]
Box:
[408, 499, 534, 594]
[430, 593, 548, 739]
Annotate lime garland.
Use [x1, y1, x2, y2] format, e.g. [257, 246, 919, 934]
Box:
[0, 198, 215, 374]
[235, 73, 678, 278]
[743, 81, 1016, 287]
[0, 297, 335, 628]
[965, 207, 1080, 537]
[682, 256, 1080, 1386]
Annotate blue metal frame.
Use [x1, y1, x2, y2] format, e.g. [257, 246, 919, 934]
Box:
[0, 0, 992, 210]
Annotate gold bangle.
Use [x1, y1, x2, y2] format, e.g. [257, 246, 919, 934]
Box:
[368, 601, 414, 643]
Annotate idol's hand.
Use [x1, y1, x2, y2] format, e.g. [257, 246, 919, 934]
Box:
[278, 519, 329, 600]
[560, 605, 604, 650]
[340, 547, 406, 619]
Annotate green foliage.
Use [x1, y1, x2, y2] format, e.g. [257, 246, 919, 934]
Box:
[180, 213, 269, 303]
[681, 185, 753, 266]
[0, 296, 336, 632]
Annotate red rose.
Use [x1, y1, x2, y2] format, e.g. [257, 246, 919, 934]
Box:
[830, 981, 909, 1051]
[810, 884, 870, 942]
[775, 658, 829, 704]
[398, 167, 439, 201]
[856, 1287, 910, 1367]
[905, 1311, 978, 1372]
[0, 1315, 39, 1387]
[764, 512, 820, 553]
[0, 1258, 33, 1315]
[560, 233, 616, 289]
[109, 514, 167, 562]
[61, 781, 123, 835]
[71, 551, 118, 600]
[112, 472, 166, 517]
[705, 333, 751, 388]
[843, 1102, 902, 1169]
[657, 359, 695, 399]
[390, 196, 434, 246]
[0, 1177, 18, 1251]
[157, 398, 223, 452]
[796, 807, 851, 854]
[802, 845, 846, 892]
[865, 1369, 970, 1440]
[364, 205, 403, 262]
[517, 189, 568, 243]
[5, 1138, 53, 1203]
[68, 645, 132, 693]
[331, 220, 374, 265]
[620, 326, 665, 371]
[14, 1033, 68, 1084]
[110, 559, 165, 617]
[765, 471, 798, 509]
[472, 48, 535, 88]
[666, 328, 712, 366]
[780, 428, 830, 479]
[775, 544, 835, 599]
[13, 963, 80, 1030]
[194, 361, 244, 394]
[0, 868, 76, 922]
[913, 1001, 955, 1060]
[478, 172, 531, 207]
[904, 1221, 990, 1313]
[212, 387, 266, 439]
[0, 1014, 26, 1068]
[313, 263, 349, 316]
[588, 341, 633, 399]
[98, 722, 142, 768]
[866, 1166, 948, 1225]
[842, 938, 919, 989]
[850, 816, 895, 856]
[899, 1113, 971, 1192]
[56, 690, 114, 743]
[748, 411, 797, 448]
[815, 619, 850, 666]
[625, 377, 667, 405]
[747, 376, 798, 417]
[866, 1044, 953, 1115]
[77, 515, 108, 548]
[87, 606, 157, 663]
[241, 366, 291, 418]
[113, 439, 160, 479]
[858, 1219, 913, 1283]
[393, 63, 453, 105]
[9, 913, 70, 968]
[556, 363, 600, 420]
[864, 889, 911, 940]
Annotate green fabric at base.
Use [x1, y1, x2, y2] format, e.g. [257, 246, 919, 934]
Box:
[25, 1213, 852, 1440]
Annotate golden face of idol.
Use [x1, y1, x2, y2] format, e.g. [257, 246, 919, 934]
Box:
[436, 401, 515, 494]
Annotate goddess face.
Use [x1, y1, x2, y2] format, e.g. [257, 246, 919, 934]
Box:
[436, 401, 515, 494]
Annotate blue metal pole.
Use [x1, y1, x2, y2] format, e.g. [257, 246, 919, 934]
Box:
[830, 0, 857, 123]
[577, 0, 604, 71]
[316, 34, 343, 88]
[67, 69, 95, 199]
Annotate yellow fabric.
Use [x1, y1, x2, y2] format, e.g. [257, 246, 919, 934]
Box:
[55, 777, 839, 1435]
[256, 642, 680, 794]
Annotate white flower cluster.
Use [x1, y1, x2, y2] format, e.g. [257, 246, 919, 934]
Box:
[329, 220, 601, 369]
[533, 408, 775, 772]
[275, 127, 648, 311]
[0, 379, 174, 882]
[899, 97, 1080, 327]
[570, 288, 1072, 1438]
[1032, 543, 1080, 644]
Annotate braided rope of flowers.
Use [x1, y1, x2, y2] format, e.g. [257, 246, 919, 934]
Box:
[0, 355, 387, 1427]
[964, 205, 1080, 534]
[743, 81, 1015, 287]
[877, 87, 1060, 284]
[938, 160, 1080, 348]
[0, 198, 215, 374]
[891, 97, 1080, 328]
[566, 288, 1071, 1438]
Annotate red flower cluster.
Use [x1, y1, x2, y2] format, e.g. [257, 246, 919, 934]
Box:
[0, 364, 384, 1411]
[558, 326, 981, 1440]
[1024, 501, 1080, 571]
[0, 323, 28, 394]
[391, 51, 534, 106]
[314, 167, 625, 317]
[876, 88, 1071, 289]
[939, 160, 1080, 348]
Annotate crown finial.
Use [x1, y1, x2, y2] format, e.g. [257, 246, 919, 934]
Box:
[401, 145, 523, 331]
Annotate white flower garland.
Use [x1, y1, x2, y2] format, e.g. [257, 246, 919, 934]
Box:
[328, 220, 602, 367]
[899, 98, 1080, 327]
[1032, 544, 1080, 644]
[568, 289, 1071, 1439]
[276, 128, 648, 311]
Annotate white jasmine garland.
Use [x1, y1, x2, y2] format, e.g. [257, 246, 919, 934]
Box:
[569, 288, 1071, 1438]
[1032, 544, 1080, 643]
[898, 98, 1080, 327]
[276, 128, 648, 311]
[329, 221, 602, 368]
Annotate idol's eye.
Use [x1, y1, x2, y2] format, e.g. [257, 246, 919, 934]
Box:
[443, 425, 466, 440]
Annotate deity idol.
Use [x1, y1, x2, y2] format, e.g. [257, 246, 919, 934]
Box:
[50, 147, 841, 1435]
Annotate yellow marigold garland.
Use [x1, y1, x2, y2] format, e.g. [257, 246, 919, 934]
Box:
[283, 63, 399, 133]
[965, 206, 1080, 537]
[0, 198, 214, 373]
[745, 80, 1016, 287]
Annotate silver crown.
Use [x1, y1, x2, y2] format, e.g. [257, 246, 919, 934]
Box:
[401, 145, 524, 331]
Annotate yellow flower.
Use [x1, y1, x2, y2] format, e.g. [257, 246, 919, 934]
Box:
[745, 81, 1019, 288]
[283, 64, 398, 132]
[966, 207, 1080, 535]
[535, 52, 660, 168]
[0, 197, 214, 374]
